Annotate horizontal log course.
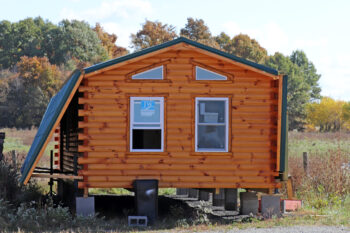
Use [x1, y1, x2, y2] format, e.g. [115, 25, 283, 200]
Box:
[85, 175, 270, 183]
[78, 157, 272, 165]
[81, 151, 273, 159]
[80, 85, 276, 95]
[78, 181, 281, 189]
[85, 163, 273, 171]
[79, 169, 279, 177]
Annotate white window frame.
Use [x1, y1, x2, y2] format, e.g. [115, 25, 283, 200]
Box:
[130, 97, 164, 152]
[195, 97, 229, 152]
[195, 66, 227, 80]
[131, 66, 163, 80]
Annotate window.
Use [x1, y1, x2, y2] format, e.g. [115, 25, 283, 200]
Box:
[196, 66, 227, 80]
[195, 97, 228, 152]
[132, 66, 163, 80]
[130, 97, 164, 151]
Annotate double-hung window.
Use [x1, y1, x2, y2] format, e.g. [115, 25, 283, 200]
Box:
[195, 97, 228, 152]
[130, 97, 164, 152]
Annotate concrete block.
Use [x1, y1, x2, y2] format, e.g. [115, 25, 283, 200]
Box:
[199, 190, 209, 201]
[224, 188, 238, 210]
[282, 199, 302, 213]
[261, 195, 281, 218]
[240, 192, 258, 215]
[128, 216, 148, 227]
[176, 188, 188, 195]
[188, 189, 198, 198]
[212, 189, 225, 206]
[76, 197, 95, 217]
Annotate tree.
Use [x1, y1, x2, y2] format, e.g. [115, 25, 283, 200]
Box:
[290, 50, 321, 100]
[216, 33, 268, 63]
[180, 17, 219, 49]
[265, 52, 309, 130]
[47, 20, 109, 65]
[306, 97, 345, 132]
[131, 20, 177, 50]
[0, 56, 64, 128]
[93, 23, 128, 58]
[0, 17, 57, 69]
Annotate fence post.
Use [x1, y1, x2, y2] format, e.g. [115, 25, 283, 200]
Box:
[303, 152, 308, 176]
[11, 150, 17, 168]
[0, 132, 5, 162]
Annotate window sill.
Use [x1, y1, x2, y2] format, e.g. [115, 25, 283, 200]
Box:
[191, 152, 233, 156]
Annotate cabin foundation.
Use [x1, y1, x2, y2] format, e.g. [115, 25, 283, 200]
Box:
[212, 189, 225, 206]
[198, 190, 210, 201]
[76, 196, 95, 217]
[224, 188, 238, 210]
[133, 180, 158, 224]
[240, 192, 258, 215]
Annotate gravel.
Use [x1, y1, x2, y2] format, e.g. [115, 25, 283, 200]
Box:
[223, 226, 350, 233]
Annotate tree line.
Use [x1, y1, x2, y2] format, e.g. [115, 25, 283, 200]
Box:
[0, 16, 345, 131]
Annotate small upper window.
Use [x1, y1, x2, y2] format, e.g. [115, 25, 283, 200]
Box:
[132, 66, 163, 80]
[196, 66, 227, 80]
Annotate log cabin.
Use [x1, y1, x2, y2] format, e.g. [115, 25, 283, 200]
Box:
[20, 37, 288, 212]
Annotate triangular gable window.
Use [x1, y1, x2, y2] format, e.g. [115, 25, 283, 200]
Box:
[132, 66, 163, 79]
[196, 66, 227, 80]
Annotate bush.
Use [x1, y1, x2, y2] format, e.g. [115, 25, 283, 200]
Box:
[0, 160, 42, 205]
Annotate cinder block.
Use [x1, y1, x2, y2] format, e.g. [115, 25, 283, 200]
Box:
[282, 199, 302, 212]
[128, 216, 148, 227]
[240, 192, 258, 215]
[212, 189, 225, 206]
[199, 190, 209, 201]
[224, 188, 238, 210]
[188, 189, 198, 198]
[261, 195, 281, 218]
[176, 188, 188, 195]
[76, 197, 95, 217]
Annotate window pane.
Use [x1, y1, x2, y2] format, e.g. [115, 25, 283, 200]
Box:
[197, 125, 226, 150]
[196, 67, 227, 80]
[198, 100, 225, 123]
[132, 129, 161, 149]
[132, 66, 163, 79]
[134, 100, 160, 123]
[133, 124, 161, 128]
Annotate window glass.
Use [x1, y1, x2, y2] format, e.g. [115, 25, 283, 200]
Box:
[197, 125, 226, 150]
[198, 100, 225, 123]
[130, 97, 163, 151]
[196, 98, 228, 152]
[132, 66, 163, 79]
[133, 100, 161, 123]
[196, 66, 227, 80]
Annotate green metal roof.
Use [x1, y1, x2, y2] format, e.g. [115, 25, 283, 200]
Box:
[20, 70, 82, 184]
[84, 37, 278, 75]
[20, 37, 279, 184]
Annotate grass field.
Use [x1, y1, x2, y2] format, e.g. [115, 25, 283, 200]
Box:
[1, 128, 350, 231]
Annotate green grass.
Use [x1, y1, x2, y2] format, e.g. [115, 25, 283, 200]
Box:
[289, 132, 350, 157]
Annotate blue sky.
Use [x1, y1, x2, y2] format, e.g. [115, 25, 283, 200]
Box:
[1, 0, 349, 100]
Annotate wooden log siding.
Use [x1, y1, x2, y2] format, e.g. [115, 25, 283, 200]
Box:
[77, 47, 281, 189]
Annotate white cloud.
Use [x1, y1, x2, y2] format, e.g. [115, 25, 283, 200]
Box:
[222, 21, 290, 55]
[60, 0, 152, 21]
[60, 0, 153, 48]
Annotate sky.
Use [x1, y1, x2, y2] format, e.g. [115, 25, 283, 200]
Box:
[1, 0, 349, 100]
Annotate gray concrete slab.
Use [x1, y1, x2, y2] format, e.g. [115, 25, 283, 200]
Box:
[76, 197, 95, 217]
[240, 192, 258, 215]
[261, 195, 281, 218]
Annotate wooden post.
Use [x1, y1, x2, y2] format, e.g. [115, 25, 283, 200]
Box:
[0, 132, 5, 162]
[303, 152, 308, 176]
[49, 150, 54, 196]
[11, 150, 17, 168]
